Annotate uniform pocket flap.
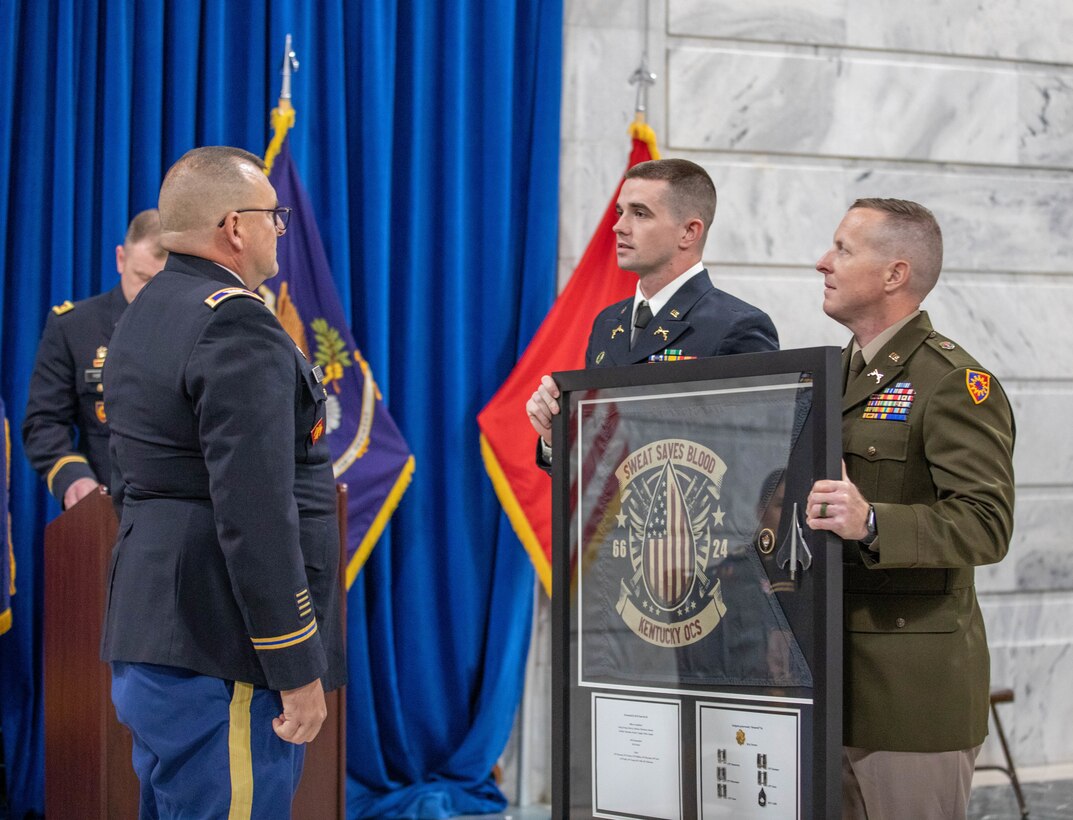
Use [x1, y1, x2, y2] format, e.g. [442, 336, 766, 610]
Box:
[845, 592, 957, 634]
[844, 422, 910, 463]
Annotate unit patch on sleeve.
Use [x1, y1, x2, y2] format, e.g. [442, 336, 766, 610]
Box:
[966, 369, 990, 404]
[862, 382, 915, 421]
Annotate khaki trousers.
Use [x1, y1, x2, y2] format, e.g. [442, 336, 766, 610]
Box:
[842, 745, 980, 820]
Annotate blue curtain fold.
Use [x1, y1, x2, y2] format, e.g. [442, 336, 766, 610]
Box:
[0, 2, 561, 816]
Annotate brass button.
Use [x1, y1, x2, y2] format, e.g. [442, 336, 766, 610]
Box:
[895, 617, 906, 628]
[97, 384, 104, 393]
[867, 445, 877, 456]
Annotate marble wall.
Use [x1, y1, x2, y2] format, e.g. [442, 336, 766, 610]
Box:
[508, 0, 1073, 800]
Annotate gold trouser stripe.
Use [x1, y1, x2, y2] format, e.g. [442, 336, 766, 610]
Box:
[227, 682, 254, 820]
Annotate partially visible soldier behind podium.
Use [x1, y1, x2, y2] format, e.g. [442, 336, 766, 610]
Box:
[805, 199, 1015, 820]
[101, 146, 345, 818]
[22, 209, 165, 509]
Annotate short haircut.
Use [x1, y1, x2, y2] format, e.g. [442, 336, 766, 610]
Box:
[158, 146, 268, 234]
[850, 198, 944, 297]
[625, 158, 717, 241]
[124, 209, 165, 256]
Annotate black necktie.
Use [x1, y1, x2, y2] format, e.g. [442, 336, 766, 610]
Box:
[632, 300, 653, 348]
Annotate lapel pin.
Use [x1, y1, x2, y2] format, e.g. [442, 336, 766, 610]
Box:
[654, 326, 669, 341]
[670, 309, 680, 319]
[867, 368, 883, 384]
[888, 352, 901, 363]
[611, 325, 624, 339]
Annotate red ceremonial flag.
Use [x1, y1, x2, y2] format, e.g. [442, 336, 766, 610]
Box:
[478, 121, 659, 594]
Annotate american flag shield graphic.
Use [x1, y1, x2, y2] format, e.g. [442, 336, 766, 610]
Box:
[643, 461, 697, 610]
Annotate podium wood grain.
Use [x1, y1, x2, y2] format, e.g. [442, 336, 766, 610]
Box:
[44, 485, 347, 819]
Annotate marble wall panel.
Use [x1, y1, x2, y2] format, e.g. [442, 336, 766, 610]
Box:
[668, 0, 846, 46]
[1019, 73, 1073, 168]
[561, 25, 655, 144]
[848, 0, 1073, 66]
[701, 267, 1073, 382]
[670, 0, 1073, 65]
[979, 593, 1073, 766]
[1004, 392, 1073, 488]
[977, 493, 1073, 594]
[670, 47, 1021, 165]
[696, 159, 1073, 274]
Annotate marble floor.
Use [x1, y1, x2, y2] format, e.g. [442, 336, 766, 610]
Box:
[457, 780, 1073, 819]
[968, 778, 1073, 819]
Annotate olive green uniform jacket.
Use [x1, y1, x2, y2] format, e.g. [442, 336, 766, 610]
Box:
[842, 311, 1015, 752]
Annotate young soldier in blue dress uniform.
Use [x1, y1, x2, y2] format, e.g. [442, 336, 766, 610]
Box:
[101, 146, 345, 819]
[22, 210, 165, 509]
[526, 158, 779, 460]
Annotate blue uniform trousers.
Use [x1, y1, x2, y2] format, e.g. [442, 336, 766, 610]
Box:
[111, 662, 304, 819]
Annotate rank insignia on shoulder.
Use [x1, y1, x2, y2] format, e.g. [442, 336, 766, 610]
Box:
[966, 369, 990, 404]
[203, 287, 265, 309]
[51, 300, 75, 316]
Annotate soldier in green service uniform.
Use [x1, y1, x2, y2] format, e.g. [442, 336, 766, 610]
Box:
[806, 199, 1015, 820]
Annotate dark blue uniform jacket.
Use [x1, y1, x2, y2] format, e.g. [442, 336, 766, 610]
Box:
[100, 253, 345, 692]
[23, 285, 127, 500]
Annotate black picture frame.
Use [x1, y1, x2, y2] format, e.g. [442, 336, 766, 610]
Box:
[551, 347, 843, 820]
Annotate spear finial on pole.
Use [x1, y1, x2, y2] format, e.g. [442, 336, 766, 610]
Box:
[626, 1, 660, 158]
[265, 34, 300, 174]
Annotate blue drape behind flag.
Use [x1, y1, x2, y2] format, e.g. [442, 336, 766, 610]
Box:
[0, 2, 561, 816]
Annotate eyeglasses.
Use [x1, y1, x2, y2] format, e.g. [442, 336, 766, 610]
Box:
[217, 207, 292, 234]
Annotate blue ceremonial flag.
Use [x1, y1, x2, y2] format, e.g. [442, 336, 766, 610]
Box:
[1, 398, 14, 635]
[263, 109, 414, 587]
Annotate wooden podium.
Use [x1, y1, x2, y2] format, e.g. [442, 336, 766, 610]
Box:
[44, 486, 348, 819]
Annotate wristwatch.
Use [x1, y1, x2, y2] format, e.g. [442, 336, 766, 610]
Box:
[861, 504, 878, 547]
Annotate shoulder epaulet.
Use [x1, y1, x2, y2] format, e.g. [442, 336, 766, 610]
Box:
[203, 288, 265, 310]
[924, 331, 975, 367]
[51, 300, 75, 316]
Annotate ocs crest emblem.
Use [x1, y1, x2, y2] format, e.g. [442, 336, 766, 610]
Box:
[612, 438, 729, 648]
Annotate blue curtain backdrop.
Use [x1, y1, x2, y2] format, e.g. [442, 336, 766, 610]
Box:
[0, 2, 561, 817]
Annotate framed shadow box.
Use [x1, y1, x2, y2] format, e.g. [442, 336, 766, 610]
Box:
[551, 347, 843, 820]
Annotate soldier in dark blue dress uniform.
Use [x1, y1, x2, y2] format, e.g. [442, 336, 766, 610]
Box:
[101, 146, 345, 819]
[526, 159, 778, 462]
[22, 209, 165, 508]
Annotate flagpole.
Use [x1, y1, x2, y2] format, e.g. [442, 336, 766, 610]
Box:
[626, 7, 660, 158]
[265, 34, 300, 174]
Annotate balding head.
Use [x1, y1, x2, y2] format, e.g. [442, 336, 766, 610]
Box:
[159, 146, 268, 239]
[849, 198, 944, 299]
[157, 146, 283, 289]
